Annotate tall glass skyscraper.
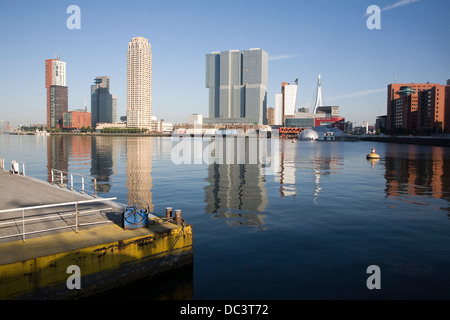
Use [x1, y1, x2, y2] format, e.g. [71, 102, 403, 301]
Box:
[91, 76, 117, 127]
[127, 37, 152, 128]
[205, 48, 268, 125]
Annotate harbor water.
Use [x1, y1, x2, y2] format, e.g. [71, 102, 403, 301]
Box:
[1, 134, 450, 299]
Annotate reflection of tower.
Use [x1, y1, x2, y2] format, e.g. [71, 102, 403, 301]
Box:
[46, 135, 69, 182]
[90, 136, 114, 193]
[312, 74, 324, 114]
[126, 137, 153, 211]
[312, 145, 341, 203]
[313, 164, 322, 204]
[205, 163, 267, 214]
[276, 149, 297, 197]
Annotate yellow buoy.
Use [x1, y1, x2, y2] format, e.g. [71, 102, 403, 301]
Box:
[366, 147, 380, 159]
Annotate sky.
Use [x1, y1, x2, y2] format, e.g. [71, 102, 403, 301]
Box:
[0, 0, 449, 128]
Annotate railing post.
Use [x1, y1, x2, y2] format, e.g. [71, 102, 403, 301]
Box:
[81, 177, 85, 194]
[94, 178, 97, 198]
[51, 169, 54, 184]
[70, 174, 73, 191]
[75, 202, 78, 233]
[22, 163, 25, 176]
[60, 171, 63, 188]
[22, 209, 25, 242]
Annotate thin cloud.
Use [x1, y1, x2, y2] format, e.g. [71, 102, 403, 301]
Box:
[327, 88, 386, 101]
[268, 54, 297, 61]
[364, 0, 421, 16]
[381, 0, 421, 12]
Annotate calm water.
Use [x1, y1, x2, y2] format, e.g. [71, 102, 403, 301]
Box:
[1, 134, 450, 299]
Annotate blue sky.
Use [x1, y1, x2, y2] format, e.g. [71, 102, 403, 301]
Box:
[0, 0, 449, 128]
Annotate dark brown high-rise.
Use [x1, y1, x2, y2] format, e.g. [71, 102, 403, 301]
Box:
[45, 57, 67, 128]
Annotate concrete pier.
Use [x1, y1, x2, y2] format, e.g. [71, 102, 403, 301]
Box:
[0, 170, 193, 299]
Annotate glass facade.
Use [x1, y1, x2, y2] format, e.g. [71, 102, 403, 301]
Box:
[205, 48, 268, 124]
[91, 76, 116, 127]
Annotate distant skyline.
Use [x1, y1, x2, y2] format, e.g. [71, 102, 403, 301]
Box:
[0, 0, 449, 128]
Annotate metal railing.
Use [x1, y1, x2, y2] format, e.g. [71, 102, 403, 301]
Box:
[0, 197, 117, 243]
[51, 169, 97, 198]
[0, 157, 26, 176]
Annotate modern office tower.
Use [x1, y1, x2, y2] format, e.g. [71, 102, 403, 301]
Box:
[205, 48, 268, 125]
[274, 93, 283, 125]
[45, 56, 67, 128]
[273, 81, 298, 126]
[91, 76, 117, 127]
[282, 82, 298, 117]
[127, 36, 152, 128]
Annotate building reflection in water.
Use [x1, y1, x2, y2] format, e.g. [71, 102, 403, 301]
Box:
[203, 137, 268, 229]
[126, 137, 153, 211]
[275, 141, 342, 204]
[46, 135, 69, 182]
[384, 144, 450, 204]
[90, 136, 114, 193]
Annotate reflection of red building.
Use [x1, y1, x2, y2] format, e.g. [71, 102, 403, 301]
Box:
[315, 117, 345, 131]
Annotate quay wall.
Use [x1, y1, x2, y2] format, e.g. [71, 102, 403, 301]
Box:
[0, 224, 193, 300]
[360, 136, 450, 147]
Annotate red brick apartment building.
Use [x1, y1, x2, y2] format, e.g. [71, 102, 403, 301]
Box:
[387, 82, 450, 134]
[63, 110, 91, 130]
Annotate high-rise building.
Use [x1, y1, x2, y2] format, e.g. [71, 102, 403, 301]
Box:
[266, 107, 275, 126]
[91, 76, 117, 127]
[127, 37, 152, 128]
[45, 57, 67, 128]
[387, 82, 449, 133]
[273, 81, 298, 126]
[205, 48, 268, 125]
[274, 93, 283, 125]
[282, 82, 298, 117]
[49, 85, 68, 128]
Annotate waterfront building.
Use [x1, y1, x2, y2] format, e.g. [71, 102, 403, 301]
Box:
[375, 116, 387, 132]
[49, 85, 68, 129]
[279, 75, 344, 131]
[267, 107, 276, 126]
[0, 120, 12, 132]
[91, 76, 117, 127]
[63, 109, 91, 130]
[45, 56, 67, 128]
[274, 93, 283, 125]
[272, 81, 298, 126]
[187, 113, 203, 126]
[282, 82, 298, 119]
[446, 86, 450, 134]
[204, 48, 268, 125]
[127, 37, 152, 128]
[151, 120, 173, 133]
[387, 82, 449, 133]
